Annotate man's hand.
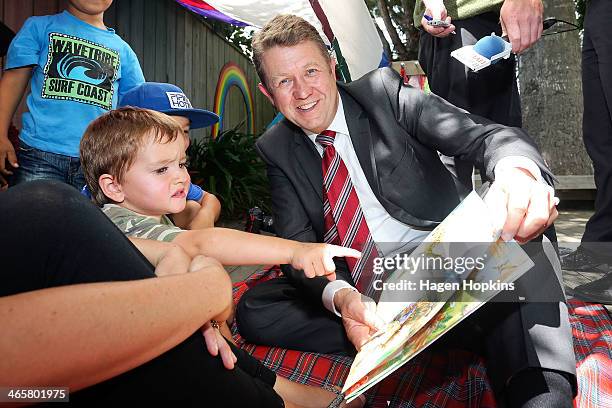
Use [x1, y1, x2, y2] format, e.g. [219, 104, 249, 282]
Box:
[290, 243, 361, 281]
[334, 289, 384, 351]
[201, 321, 237, 370]
[0, 137, 17, 178]
[500, 0, 543, 54]
[421, 10, 455, 38]
[421, 1, 455, 38]
[486, 167, 558, 243]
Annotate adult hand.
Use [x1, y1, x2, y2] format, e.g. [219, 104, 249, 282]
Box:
[290, 243, 361, 281]
[421, 2, 455, 38]
[152, 243, 192, 277]
[485, 167, 558, 243]
[201, 321, 237, 370]
[0, 173, 8, 191]
[188, 254, 224, 272]
[0, 137, 17, 177]
[500, 0, 543, 54]
[334, 289, 384, 351]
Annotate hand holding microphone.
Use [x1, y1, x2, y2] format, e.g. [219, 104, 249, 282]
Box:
[500, 0, 544, 54]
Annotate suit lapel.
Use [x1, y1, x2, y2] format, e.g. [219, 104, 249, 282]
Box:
[340, 90, 382, 202]
[292, 127, 323, 201]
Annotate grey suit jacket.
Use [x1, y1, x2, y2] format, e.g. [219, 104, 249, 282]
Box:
[255, 67, 552, 302]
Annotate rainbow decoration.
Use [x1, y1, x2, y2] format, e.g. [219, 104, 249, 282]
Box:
[212, 62, 255, 138]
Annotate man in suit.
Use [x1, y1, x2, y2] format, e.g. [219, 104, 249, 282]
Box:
[236, 14, 576, 407]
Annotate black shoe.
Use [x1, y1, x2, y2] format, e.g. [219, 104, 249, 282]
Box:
[572, 272, 612, 305]
[560, 247, 611, 273]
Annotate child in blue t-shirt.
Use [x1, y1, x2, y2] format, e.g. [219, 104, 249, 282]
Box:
[0, 0, 144, 189]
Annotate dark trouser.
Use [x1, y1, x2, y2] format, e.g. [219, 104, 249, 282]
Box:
[418, 12, 522, 190]
[9, 141, 86, 190]
[0, 180, 282, 407]
[236, 238, 577, 396]
[581, 0, 612, 252]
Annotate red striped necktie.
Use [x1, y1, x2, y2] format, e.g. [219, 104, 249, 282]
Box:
[316, 130, 380, 299]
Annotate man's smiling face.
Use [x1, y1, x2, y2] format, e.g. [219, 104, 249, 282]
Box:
[258, 40, 339, 134]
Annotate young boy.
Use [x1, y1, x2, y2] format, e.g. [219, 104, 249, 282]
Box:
[118, 82, 221, 229]
[0, 0, 144, 189]
[80, 106, 360, 282]
[80, 107, 367, 407]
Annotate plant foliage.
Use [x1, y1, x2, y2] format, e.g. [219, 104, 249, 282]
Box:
[187, 129, 271, 218]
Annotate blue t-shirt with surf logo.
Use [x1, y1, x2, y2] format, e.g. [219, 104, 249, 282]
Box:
[6, 10, 145, 157]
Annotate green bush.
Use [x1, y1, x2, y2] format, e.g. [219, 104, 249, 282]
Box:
[187, 129, 271, 218]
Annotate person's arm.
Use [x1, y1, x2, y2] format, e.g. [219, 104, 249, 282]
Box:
[0, 67, 31, 176]
[500, 0, 543, 54]
[116, 46, 145, 100]
[171, 192, 221, 229]
[128, 237, 238, 369]
[173, 226, 360, 281]
[395, 73, 556, 243]
[197, 191, 222, 225]
[128, 237, 192, 277]
[0, 260, 232, 392]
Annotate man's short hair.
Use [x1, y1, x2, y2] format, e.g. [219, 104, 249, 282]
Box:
[80, 107, 182, 206]
[252, 14, 330, 90]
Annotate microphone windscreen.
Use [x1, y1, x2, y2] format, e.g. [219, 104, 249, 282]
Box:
[472, 35, 507, 59]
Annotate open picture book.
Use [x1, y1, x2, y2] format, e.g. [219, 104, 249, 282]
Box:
[342, 192, 535, 403]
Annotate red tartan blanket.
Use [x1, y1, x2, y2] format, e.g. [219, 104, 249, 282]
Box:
[231, 267, 612, 408]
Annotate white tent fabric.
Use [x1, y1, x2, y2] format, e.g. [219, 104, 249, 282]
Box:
[204, 0, 384, 80]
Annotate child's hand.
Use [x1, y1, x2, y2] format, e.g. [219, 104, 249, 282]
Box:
[0, 137, 17, 177]
[290, 243, 361, 281]
[0, 173, 8, 191]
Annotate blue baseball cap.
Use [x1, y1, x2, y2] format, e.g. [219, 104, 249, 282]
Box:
[119, 82, 219, 129]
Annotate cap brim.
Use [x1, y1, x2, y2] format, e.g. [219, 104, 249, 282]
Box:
[162, 108, 219, 129]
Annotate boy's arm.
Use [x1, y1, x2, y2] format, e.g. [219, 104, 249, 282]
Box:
[0, 67, 31, 176]
[0, 261, 232, 392]
[173, 227, 361, 280]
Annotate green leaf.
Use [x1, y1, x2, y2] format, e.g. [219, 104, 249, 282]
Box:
[186, 127, 271, 219]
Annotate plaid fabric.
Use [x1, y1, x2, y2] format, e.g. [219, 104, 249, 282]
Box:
[232, 268, 612, 407]
[568, 300, 612, 408]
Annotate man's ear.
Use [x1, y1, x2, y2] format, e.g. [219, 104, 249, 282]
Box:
[258, 83, 275, 107]
[330, 57, 337, 80]
[99, 174, 124, 203]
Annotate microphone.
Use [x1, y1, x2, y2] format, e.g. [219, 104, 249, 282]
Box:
[451, 33, 512, 72]
[472, 35, 508, 59]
